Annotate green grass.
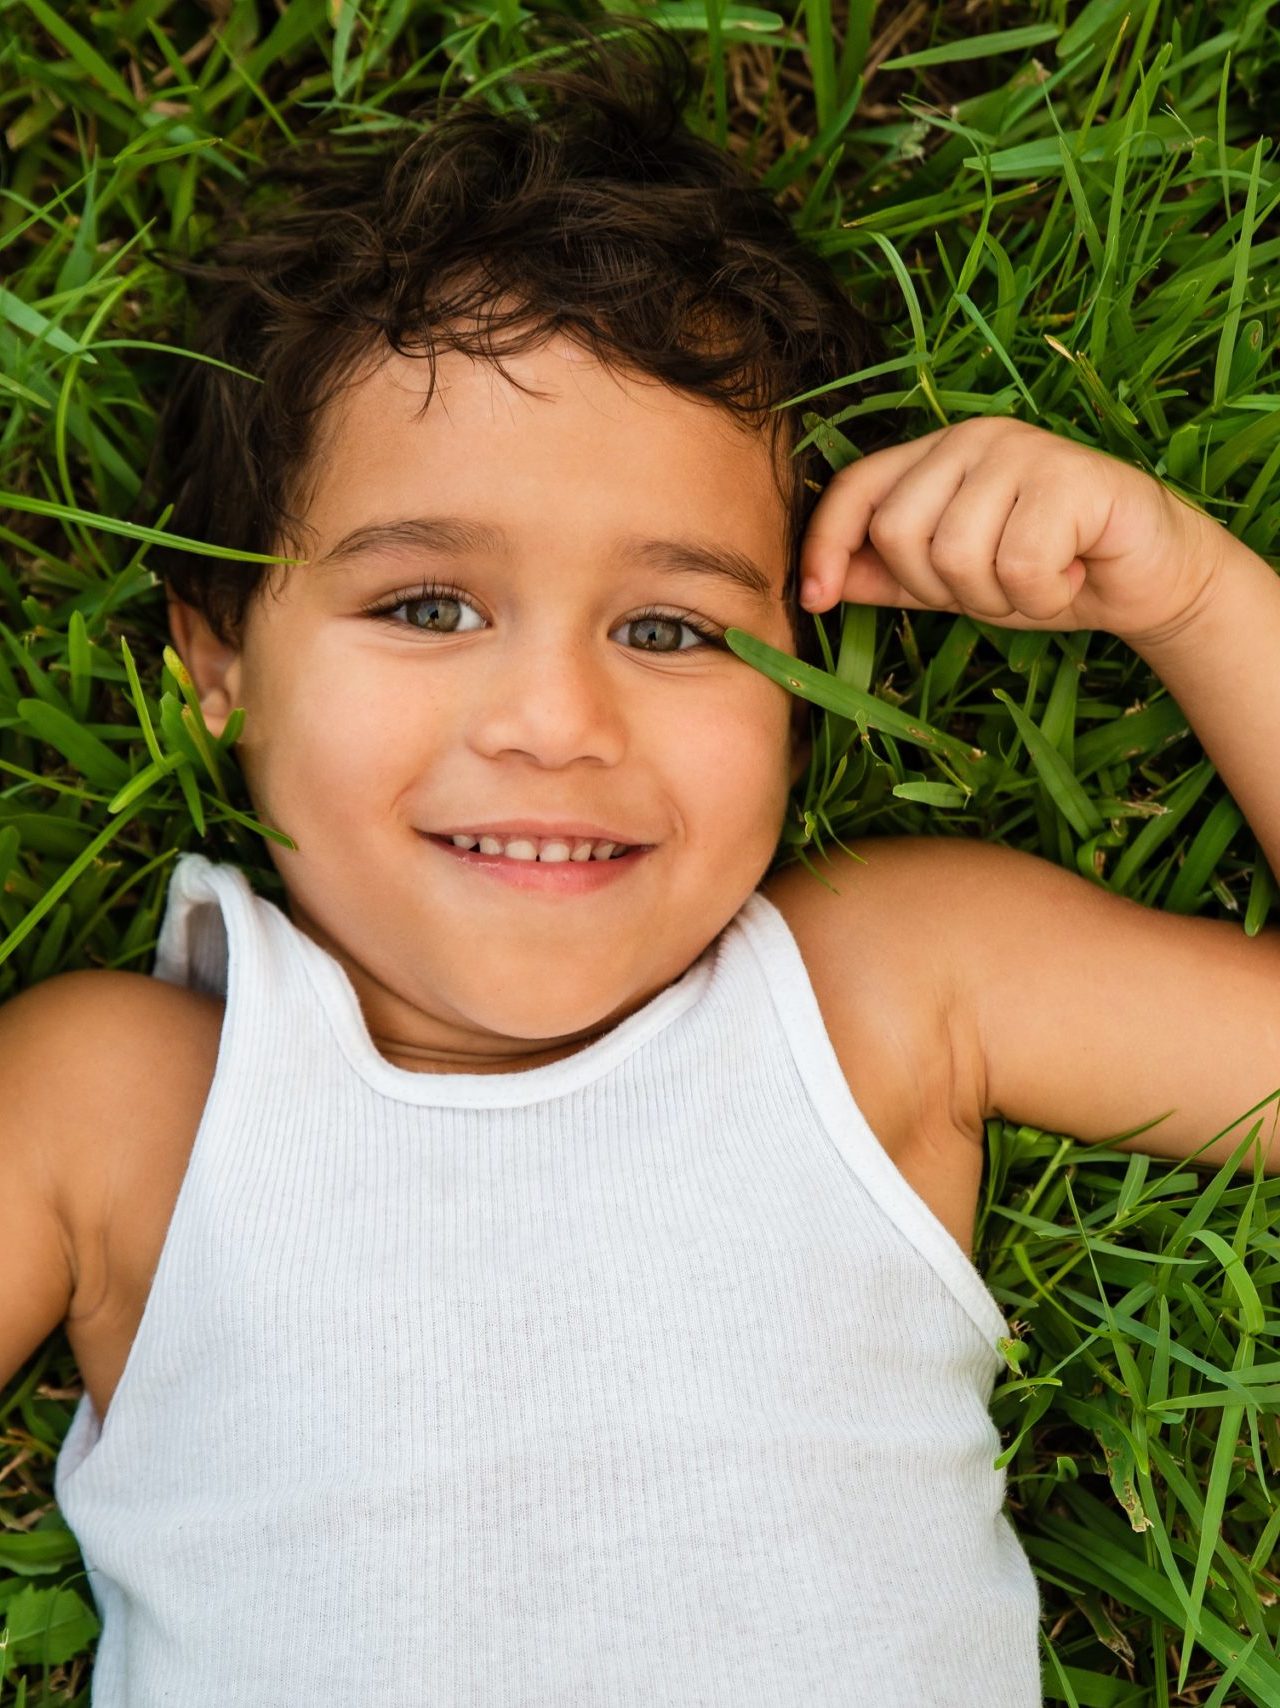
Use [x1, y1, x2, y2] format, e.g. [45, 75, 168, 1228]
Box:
[2, 0, 1280, 1700]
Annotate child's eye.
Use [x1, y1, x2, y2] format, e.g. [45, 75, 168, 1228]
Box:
[361, 582, 726, 653]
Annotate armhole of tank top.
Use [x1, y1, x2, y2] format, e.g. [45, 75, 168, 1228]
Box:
[732, 889, 1010, 1354]
[76, 864, 256, 1458]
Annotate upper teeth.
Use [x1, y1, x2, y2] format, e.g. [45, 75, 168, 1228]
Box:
[447, 833, 632, 862]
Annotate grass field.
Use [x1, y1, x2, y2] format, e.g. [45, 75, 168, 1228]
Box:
[2, 0, 1280, 1701]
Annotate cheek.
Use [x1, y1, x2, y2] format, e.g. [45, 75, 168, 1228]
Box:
[243, 643, 427, 813]
[673, 688, 793, 824]
[292, 694, 418, 807]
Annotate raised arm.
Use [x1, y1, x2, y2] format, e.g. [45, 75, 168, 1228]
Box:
[793, 417, 1280, 1177]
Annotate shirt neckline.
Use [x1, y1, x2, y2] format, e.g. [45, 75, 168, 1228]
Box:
[261, 871, 725, 1108]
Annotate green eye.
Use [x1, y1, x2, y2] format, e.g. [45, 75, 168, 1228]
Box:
[616, 612, 724, 651]
[363, 583, 726, 651]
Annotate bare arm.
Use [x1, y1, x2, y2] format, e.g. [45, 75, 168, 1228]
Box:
[890, 835, 1280, 1175]
[1129, 530, 1280, 889]
[0, 979, 80, 1391]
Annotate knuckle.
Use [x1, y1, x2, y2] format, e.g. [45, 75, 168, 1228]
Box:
[994, 553, 1041, 584]
[955, 415, 1010, 443]
[991, 536, 1045, 577]
[827, 458, 867, 493]
[929, 538, 980, 578]
[867, 508, 910, 549]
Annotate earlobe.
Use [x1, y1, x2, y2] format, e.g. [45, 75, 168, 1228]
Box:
[166, 595, 242, 741]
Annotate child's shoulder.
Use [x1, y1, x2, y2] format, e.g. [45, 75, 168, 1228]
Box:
[4, 965, 224, 1142]
[0, 968, 223, 1413]
[760, 833, 977, 1126]
[760, 834, 990, 1253]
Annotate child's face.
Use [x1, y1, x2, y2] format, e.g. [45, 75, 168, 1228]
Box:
[170, 332, 811, 1072]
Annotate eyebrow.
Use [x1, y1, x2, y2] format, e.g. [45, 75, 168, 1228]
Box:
[311, 515, 778, 605]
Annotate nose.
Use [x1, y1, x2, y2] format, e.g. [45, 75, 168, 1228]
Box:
[467, 628, 627, 768]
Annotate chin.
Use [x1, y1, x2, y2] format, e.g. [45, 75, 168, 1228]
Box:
[464, 966, 655, 1047]
[481, 998, 616, 1048]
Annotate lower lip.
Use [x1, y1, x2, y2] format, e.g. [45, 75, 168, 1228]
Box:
[418, 833, 655, 893]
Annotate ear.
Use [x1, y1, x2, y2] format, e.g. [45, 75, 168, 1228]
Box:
[788, 697, 812, 789]
[167, 595, 243, 742]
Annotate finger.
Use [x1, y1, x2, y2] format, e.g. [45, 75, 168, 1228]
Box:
[994, 491, 1087, 620]
[927, 470, 1020, 618]
[836, 543, 964, 612]
[863, 451, 968, 609]
[799, 429, 956, 607]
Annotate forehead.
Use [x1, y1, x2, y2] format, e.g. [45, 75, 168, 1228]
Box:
[296, 336, 790, 560]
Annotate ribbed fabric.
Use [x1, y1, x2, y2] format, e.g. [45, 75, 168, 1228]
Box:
[54, 850, 1042, 1706]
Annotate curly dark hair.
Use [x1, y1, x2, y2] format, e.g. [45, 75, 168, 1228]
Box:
[140, 15, 887, 673]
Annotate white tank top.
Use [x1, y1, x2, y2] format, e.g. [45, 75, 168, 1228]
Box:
[54, 851, 1042, 1706]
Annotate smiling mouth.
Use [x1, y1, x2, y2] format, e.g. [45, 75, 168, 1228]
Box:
[417, 831, 654, 882]
[423, 832, 639, 863]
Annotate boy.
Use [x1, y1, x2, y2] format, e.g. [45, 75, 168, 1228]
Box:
[3, 20, 1278, 1707]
